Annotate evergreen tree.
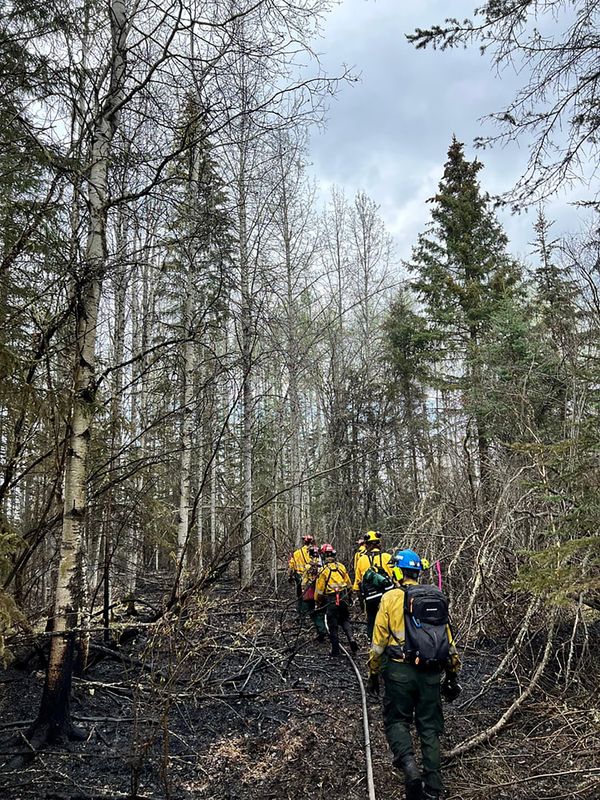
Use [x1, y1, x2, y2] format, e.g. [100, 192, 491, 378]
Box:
[410, 136, 520, 496]
[531, 209, 579, 355]
[164, 95, 233, 574]
[383, 290, 433, 500]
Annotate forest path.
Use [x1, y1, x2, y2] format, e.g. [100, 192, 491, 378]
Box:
[0, 578, 598, 800]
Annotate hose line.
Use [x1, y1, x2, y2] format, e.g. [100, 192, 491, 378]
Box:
[341, 644, 376, 800]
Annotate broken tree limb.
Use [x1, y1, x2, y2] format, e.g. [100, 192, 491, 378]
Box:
[445, 610, 556, 761]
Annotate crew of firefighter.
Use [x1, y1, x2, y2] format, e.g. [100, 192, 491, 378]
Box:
[288, 531, 461, 800]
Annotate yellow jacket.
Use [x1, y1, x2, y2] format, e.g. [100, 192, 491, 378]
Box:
[353, 548, 392, 592]
[314, 561, 351, 604]
[353, 545, 367, 579]
[288, 545, 311, 575]
[368, 580, 460, 674]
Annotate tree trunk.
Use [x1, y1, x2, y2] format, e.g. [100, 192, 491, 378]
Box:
[195, 360, 204, 572]
[176, 276, 196, 571]
[31, 0, 128, 744]
[280, 173, 302, 542]
[238, 117, 253, 588]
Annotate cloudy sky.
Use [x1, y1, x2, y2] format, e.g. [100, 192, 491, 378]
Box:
[309, 0, 584, 265]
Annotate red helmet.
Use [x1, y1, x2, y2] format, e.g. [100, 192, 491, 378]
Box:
[319, 543, 335, 556]
[302, 535, 315, 544]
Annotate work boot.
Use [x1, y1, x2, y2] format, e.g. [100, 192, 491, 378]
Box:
[329, 647, 340, 657]
[393, 755, 422, 800]
[404, 780, 423, 800]
[422, 787, 440, 800]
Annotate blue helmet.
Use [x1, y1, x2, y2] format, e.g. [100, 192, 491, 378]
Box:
[394, 549, 423, 571]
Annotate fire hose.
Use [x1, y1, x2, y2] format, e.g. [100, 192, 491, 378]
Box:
[341, 643, 376, 800]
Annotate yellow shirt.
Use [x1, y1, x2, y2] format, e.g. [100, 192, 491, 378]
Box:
[288, 545, 311, 575]
[353, 548, 392, 592]
[314, 561, 351, 604]
[368, 580, 460, 674]
[353, 545, 367, 579]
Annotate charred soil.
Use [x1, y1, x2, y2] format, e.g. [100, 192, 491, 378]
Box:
[0, 577, 598, 800]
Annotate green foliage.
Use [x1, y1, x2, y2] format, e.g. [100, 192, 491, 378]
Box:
[0, 518, 23, 583]
[163, 95, 234, 317]
[406, 136, 525, 494]
[0, 589, 26, 666]
[471, 297, 569, 443]
[383, 291, 433, 391]
[515, 536, 600, 606]
[410, 135, 520, 355]
[0, 517, 26, 664]
[0, 343, 18, 382]
[513, 409, 600, 603]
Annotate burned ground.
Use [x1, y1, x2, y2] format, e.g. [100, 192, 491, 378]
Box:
[0, 578, 598, 800]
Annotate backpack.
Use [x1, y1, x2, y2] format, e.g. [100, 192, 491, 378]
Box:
[361, 552, 393, 600]
[402, 584, 451, 668]
[302, 562, 320, 601]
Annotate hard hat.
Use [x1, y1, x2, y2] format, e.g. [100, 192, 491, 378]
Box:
[302, 535, 315, 544]
[364, 530, 381, 543]
[319, 543, 335, 556]
[394, 549, 423, 571]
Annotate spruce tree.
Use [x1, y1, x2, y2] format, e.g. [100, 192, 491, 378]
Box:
[410, 135, 520, 496]
[531, 209, 579, 355]
[383, 290, 433, 500]
[164, 95, 232, 575]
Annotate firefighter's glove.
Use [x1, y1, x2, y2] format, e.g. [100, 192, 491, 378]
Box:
[366, 673, 380, 698]
[441, 673, 461, 703]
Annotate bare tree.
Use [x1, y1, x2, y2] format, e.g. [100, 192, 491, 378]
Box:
[408, 1, 600, 207]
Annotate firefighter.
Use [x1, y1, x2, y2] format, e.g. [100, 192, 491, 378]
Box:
[288, 535, 317, 614]
[353, 536, 366, 583]
[300, 546, 326, 641]
[366, 550, 461, 800]
[353, 530, 393, 640]
[314, 544, 359, 657]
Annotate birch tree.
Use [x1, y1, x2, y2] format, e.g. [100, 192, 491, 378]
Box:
[31, 0, 129, 743]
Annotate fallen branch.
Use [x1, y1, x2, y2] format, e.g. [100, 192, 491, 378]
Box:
[484, 766, 600, 788]
[459, 596, 543, 712]
[0, 719, 34, 730]
[445, 610, 556, 760]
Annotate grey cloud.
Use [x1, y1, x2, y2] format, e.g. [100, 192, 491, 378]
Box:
[310, 0, 585, 259]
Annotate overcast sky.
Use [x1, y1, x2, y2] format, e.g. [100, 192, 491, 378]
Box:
[309, 0, 585, 266]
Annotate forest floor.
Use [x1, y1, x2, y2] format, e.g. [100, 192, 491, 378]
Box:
[0, 574, 598, 800]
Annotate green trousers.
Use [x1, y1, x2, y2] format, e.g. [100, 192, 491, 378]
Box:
[300, 598, 326, 635]
[382, 661, 444, 792]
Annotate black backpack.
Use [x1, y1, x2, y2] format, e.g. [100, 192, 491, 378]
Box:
[403, 585, 451, 668]
[360, 551, 393, 600]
